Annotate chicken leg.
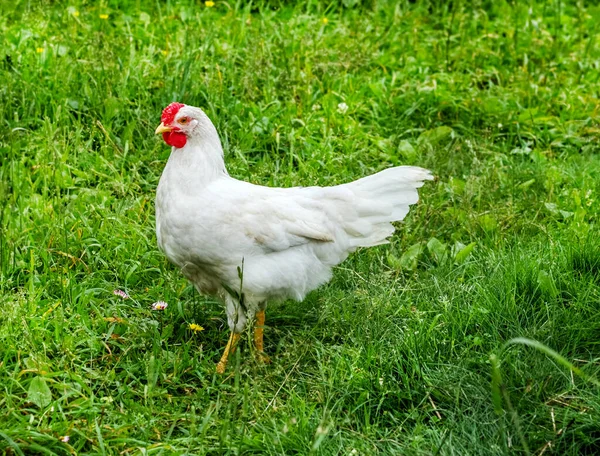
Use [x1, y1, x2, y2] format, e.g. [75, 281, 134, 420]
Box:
[254, 309, 271, 363]
[216, 332, 241, 374]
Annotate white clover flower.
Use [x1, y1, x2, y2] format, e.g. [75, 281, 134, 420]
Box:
[337, 102, 348, 114]
[113, 289, 129, 299]
[151, 301, 168, 311]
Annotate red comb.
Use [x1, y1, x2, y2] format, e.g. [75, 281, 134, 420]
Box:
[161, 102, 185, 124]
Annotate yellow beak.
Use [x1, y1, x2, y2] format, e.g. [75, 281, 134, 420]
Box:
[155, 122, 172, 134]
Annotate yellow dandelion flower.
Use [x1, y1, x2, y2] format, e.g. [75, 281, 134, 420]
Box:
[99, 14, 109, 19]
[73, 11, 80, 17]
[188, 323, 204, 332]
[322, 17, 329, 25]
[205, 1, 215, 7]
[36, 48, 44, 53]
[161, 50, 168, 56]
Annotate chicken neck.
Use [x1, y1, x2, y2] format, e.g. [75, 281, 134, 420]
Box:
[164, 133, 229, 193]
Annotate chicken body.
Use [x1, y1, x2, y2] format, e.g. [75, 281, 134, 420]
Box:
[155, 103, 432, 371]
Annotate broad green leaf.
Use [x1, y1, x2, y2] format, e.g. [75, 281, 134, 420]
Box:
[545, 202, 573, 219]
[478, 214, 498, 232]
[386, 252, 402, 270]
[426, 238, 447, 263]
[376, 137, 393, 152]
[397, 140, 417, 161]
[517, 108, 538, 122]
[518, 179, 535, 190]
[27, 376, 52, 408]
[544, 202, 559, 215]
[454, 242, 476, 264]
[398, 242, 424, 270]
[530, 149, 547, 163]
[559, 210, 574, 219]
[448, 177, 465, 195]
[417, 126, 453, 147]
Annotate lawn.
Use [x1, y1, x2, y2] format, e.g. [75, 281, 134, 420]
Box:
[1, 0, 600, 454]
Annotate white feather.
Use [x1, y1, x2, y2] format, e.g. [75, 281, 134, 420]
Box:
[156, 106, 433, 332]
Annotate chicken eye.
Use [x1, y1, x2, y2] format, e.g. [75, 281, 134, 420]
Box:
[178, 117, 189, 125]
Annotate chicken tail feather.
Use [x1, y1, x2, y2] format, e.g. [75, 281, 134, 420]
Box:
[341, 165, 433, 248]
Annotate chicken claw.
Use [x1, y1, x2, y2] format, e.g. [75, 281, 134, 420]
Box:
[216, 332, 241, 374]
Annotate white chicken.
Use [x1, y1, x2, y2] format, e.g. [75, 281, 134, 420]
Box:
[154, 102, 433, 373]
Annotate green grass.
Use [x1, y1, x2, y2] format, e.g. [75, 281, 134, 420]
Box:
[2, 0, 600, 454]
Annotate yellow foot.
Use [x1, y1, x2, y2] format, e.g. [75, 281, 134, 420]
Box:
[216, 332, 240, 374]
[216, 360, 227, 374]
[256, 351, 271, 364]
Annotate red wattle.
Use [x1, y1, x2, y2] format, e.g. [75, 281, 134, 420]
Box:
[163, 131, 187, 148]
